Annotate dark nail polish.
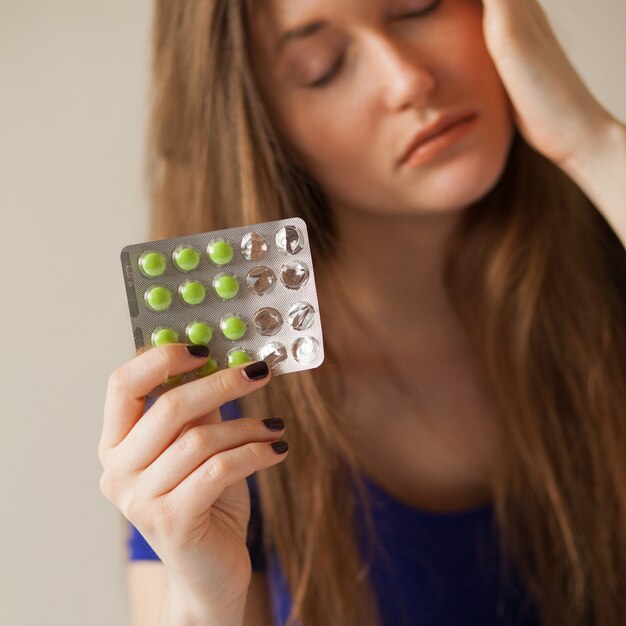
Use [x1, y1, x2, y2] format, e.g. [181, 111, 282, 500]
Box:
[242, 360, 269, 381]
[186, 344, 210, 358]
[271, 440, 289, 454]
[262, 417, 285, 431]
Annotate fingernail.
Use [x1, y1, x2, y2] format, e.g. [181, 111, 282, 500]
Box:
[270, 440, 289, 454]
[262, 417, 285, 431]
[186, 344, 210, 358]
[242, 360, 269, 381]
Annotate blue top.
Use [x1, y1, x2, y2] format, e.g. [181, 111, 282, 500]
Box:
[128, 397, 541, 626]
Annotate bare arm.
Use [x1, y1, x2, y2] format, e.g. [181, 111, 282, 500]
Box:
[127, 562, 273, 626]
[561, 118, 626, 250]
[128, 562, 168, 626]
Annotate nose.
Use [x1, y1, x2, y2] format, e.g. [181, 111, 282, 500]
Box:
[370, 36, 436, 111]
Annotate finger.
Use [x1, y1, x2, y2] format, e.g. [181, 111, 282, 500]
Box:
[115, 359, 272, 471]
[162, 438, 289, 520]
[100, 343, 213, 455]
[141, 417, 286, 496]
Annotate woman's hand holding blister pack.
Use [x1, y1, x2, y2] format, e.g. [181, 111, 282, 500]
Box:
[97, 342, 288, 613]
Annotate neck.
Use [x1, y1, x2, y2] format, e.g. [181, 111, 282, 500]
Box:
[321, 202, 466, 332]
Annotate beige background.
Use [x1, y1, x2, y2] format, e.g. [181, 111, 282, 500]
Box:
[0, 1, 624, 625]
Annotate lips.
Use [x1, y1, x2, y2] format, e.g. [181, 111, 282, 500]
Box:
[398, 111, 476, 167]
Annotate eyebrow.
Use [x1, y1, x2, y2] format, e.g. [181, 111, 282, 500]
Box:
[277, 20, 330, 52]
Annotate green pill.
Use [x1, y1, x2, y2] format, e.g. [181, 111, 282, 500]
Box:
[165, 374, 184, 386]
[145, 285, 173, 311]
[173, 246, 200, 271]
[186, 321, 213, 345]
[194, 358, 219, 378]
[227, 349, 252, 367]
[213, 273, 239, 300]
[139, 251, 167, 277]
[221, 316, 246, 341]
[207, 239, 234, 266]
[179, 280, 206, 305]
[151, 327, 179, 346]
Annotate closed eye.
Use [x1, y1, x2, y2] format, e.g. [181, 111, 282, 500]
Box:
[306, 52, 346, 89]
[305, 0, 443, 89]
[398, 0, 443, 21]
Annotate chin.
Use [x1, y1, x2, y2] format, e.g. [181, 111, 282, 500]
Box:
[405, 133, 514, 214]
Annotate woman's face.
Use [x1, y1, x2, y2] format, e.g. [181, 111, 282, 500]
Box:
[249, 0, 515, 216]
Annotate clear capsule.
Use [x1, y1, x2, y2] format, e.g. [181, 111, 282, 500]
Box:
[246, 266, 277, 296]
[240, 231, 268, 261]
[258, 342, 288, 368]
[252, 307, 283, 336]
[286, 301, 315, 331]
[280, 260, 309, 290]
[275, 225, 304, 255]
[291, 336, 320, 364]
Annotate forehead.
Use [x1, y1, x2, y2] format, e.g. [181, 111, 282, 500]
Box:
[261, 0, 352, 23]
[250, 0, 377, 54]
[253, 0, 385, 35]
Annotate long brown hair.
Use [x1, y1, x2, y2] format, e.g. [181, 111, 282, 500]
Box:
[146, 2, 626, 625]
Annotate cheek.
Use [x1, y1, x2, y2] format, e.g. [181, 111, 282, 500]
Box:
[444, 10, 491, 78]
[443, 13, 512, 122]
[278, 100, 372, 183]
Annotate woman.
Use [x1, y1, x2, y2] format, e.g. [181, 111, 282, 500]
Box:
[98, 1, 626, 625]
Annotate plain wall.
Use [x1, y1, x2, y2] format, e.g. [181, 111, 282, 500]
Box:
[0, 1, 624, 625]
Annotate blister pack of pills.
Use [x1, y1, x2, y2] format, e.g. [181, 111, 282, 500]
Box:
[120, 216, 325, 397]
